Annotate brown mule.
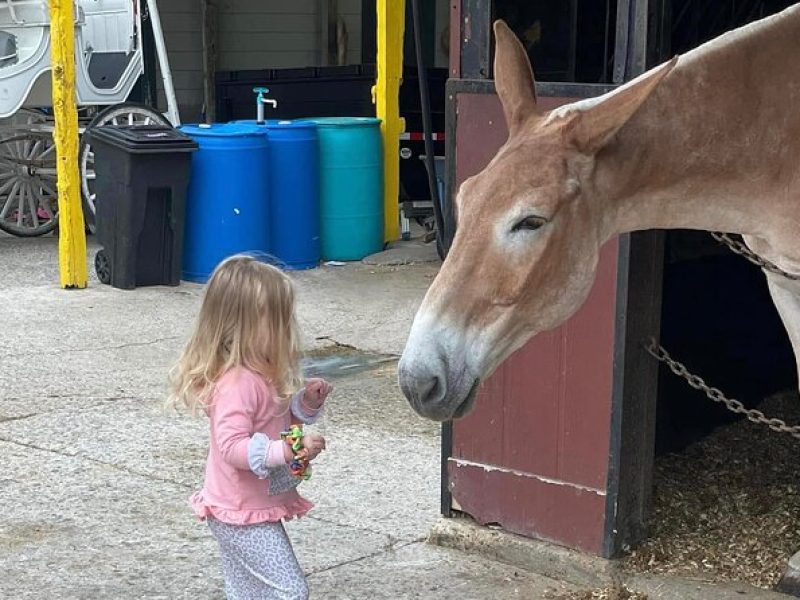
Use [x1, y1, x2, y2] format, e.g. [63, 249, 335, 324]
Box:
[399, 5, 800, 590]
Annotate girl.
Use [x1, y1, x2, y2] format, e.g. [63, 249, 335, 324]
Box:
[170, 255, 333, 600]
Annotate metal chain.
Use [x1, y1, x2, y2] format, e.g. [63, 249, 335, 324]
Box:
[647, 232, 800, 440]
[645, 339, 800, 440]
[710, 232, 800, 281]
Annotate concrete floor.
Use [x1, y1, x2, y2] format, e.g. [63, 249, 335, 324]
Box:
[0, 234, 581, 599]
[2, 234, 788, 600]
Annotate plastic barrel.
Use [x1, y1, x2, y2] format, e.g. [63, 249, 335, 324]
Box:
[235, 119, 320, 270]
[307, 117, 383, 261]
[179, 123, 270, 283]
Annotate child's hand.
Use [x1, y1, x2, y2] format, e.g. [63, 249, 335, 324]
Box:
[302, 433, 326, 461]
[304, 378, 333, 407]
[283, 441, 297, 464]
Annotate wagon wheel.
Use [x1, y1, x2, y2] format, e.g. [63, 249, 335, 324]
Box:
[9, 108, 48, 126]
[79, 102, 171, 233]
[0, 109, 49, 145]
[0, 132, 59, 237]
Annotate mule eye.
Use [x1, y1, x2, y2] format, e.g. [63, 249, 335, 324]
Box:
[511, 216, 547, 232]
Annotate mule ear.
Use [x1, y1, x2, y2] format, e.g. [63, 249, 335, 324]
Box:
[493, 20, 538, 134]
[564, 56, 678, 154]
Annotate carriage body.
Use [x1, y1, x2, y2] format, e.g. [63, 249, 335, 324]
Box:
[0, 0, 143, 118]
[0, 0, 173, 237]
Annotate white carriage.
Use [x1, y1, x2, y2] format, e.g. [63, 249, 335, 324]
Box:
[0, 0, 179, 236]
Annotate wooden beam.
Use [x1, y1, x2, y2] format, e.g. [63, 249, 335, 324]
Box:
[201, 0, 218, 123]
[460, 0, 492, 79]
[140, 0, 159, 108]
[328, 0, 339, 66]
[449, 0, 461, 78]
[604, 0, 664, 557]
[614, 0, 650, 82]
[49, 0, 87, 289]
[603, 231, 665, 557]
[374, 0, 406, 242]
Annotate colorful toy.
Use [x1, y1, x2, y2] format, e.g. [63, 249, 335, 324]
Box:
[281, 424, 312, 480]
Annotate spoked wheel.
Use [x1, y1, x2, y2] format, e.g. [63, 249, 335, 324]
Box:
[0, 107, 49, 130]
[80, 102, 171, 233]
[0, 132, 59, 237]
[95, 249, 111, 284]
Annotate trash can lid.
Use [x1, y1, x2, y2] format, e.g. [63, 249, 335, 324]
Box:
[89, 125, 198, 153]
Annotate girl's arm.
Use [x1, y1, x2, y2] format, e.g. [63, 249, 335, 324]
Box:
[214, 374, 290, 474]
[248, 432, 292, 478]
[290, 378, 333, 424]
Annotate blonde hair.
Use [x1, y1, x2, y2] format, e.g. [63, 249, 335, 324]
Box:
[169, 255, 301, 412]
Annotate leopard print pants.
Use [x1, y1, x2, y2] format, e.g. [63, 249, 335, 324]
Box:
[208, 518, 309, 600]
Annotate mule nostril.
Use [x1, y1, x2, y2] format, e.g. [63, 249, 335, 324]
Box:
[418, 374, 443, 405]
[398, 360, 446, 408]
[398, 348, 453, 420]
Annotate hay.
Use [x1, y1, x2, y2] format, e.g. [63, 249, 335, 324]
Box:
[546, 578, 649, 600]
[624, 392, 800, 589]
[548, 587, 648, 600]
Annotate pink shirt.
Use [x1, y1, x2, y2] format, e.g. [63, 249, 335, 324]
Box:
[190, 367, 317, 525]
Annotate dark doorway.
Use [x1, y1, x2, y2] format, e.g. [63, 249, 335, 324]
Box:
[651, 0, 798, 452]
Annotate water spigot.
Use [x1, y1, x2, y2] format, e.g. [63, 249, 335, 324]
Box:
[253, 87, 278, 124]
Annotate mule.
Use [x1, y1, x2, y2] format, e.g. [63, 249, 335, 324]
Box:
[399, 5, 800, 424]
[397, 4, 800, 592]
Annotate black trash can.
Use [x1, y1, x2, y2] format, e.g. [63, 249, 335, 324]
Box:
[87, 125, 198, 290]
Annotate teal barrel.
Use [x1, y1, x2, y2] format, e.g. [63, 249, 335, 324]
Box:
[179, 123, 270, 282]
[307, 117, 383, 261]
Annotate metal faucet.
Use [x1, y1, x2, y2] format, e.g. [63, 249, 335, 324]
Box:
[253, 87, 278, 124]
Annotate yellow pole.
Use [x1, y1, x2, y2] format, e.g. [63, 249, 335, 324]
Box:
[49, 0, 87, 288]
[373, 0, 405, 242]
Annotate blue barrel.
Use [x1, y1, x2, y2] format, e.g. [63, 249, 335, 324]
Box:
[235, 119, 320, 270]
[179, 123, 270, 283]
[306, 117, 383, 261]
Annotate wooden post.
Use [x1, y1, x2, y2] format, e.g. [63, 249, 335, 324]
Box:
[49, 0, 87, 289]
[374, 0, 405, 242]
[327, 0, 339, 66]
[201, 0, 217, 123]
[460, 0, 492, 79]
[140, 0, 159, 108]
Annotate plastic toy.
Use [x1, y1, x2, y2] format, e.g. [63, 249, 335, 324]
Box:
[281, 424, 312, 480]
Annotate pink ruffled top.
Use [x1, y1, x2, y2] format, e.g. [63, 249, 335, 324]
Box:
[190, 367, 315, 525]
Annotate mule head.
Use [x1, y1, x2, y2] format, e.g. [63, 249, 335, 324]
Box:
[398, 21, 677, 422]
